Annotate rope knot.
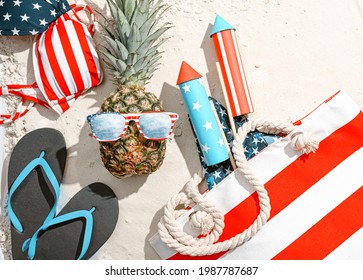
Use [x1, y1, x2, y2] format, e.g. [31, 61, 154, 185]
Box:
[189, 211, 214, 236]
[290, 131, 319, 154]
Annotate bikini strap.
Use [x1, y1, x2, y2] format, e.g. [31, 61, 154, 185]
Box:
[64, 3, 96, 36]
[0, 83, 48, 124]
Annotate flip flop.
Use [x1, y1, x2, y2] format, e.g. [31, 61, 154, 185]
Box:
[7, 128, 67, 260]
[22, 183, 119, 260]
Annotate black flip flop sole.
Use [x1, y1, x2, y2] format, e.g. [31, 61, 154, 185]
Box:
[8, 128, 67, 260]
[32, 182, 119, 260]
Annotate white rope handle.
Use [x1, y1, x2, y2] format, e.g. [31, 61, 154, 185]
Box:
[158, 119, 319, 256]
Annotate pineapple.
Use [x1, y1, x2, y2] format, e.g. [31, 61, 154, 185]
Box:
[99, 0, 172, 178]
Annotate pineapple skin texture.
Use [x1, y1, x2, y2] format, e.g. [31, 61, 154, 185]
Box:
[99, 85, 166, 178]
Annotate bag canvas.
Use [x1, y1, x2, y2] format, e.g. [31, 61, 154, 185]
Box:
[150, 90, 363, 260]
[0, 3, 102, 124]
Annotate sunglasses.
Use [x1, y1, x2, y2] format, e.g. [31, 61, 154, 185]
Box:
[87, 112, 179, 142]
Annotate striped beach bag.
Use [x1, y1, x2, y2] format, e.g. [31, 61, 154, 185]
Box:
[150, 90, 363, 260]
[0, 3, 102, 124]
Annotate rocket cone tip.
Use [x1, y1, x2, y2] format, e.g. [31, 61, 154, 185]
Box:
[176, 61, 203, 85]
[210, 14, 235, 37]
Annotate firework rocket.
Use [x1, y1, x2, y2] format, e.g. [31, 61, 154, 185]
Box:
[211, 15, 254, 117]
[177, 61, 229, 166]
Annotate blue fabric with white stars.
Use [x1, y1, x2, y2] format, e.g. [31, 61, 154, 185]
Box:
[192, 97, 280, 190]
[0, 0, 70, 36]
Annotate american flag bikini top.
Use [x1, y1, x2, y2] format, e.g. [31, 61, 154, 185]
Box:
[0, 0, 71, 36]
[0, 3, 102, 124]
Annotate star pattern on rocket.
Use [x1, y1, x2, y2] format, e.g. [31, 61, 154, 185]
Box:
[203, 120, 213, 131]
[177, 61, 229, 166]
[192, 97, 280, 190]
[192, 101, 202, 111]
[185, 78, 228, 160]
[182, 84, 191, 93]
[0, 0, 70, 36]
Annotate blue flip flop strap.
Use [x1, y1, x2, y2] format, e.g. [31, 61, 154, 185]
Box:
[24, 207, 95, 260]
[7, 151, 61, 233]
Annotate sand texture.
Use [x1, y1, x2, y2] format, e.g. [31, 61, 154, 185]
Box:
[0, 0, 362, 260]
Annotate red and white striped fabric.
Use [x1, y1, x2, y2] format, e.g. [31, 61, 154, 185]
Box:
[33, 3, 102, 114]
[212, 29, 254, 117]
[0, 83, 47, 124]
[0, 4, 102, 124]
[150, 90, 363, 260]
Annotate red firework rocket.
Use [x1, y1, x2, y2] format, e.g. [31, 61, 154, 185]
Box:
[211, 15, 254, 117]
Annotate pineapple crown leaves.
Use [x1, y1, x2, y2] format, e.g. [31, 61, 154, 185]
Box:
[100, 0, 172, 87]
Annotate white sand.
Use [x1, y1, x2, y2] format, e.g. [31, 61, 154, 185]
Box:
[0, 0, 362, 260]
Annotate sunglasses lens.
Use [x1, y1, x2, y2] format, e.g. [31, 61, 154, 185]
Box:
[139, 113, 171, 139]
[91, 113, 125, 141]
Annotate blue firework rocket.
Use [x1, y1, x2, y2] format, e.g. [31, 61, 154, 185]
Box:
[177, 61, 229, 166]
